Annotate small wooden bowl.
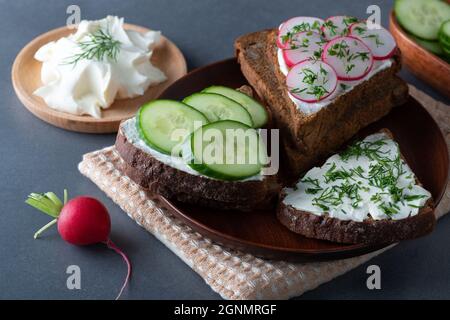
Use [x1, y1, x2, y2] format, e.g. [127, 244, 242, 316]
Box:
[12, 24, 187, 133]
[389, 11, 450, 99]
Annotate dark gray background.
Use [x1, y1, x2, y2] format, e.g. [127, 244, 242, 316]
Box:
[0, 0, 449, 300]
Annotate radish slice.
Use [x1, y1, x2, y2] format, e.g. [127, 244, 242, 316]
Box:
[286, 60, 337, 102]
[349, 22, 397, 60]
[321, 15, 359, 41]
[277, 16, 324, 49]
[322, 36, 374, 81]
[282, 31, 326, 67]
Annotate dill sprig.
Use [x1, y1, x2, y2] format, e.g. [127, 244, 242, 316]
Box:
[281, 21, 322, 46]
[64, 28, 121, 66]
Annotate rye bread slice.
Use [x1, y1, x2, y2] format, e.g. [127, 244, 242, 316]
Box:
[115, 122, 281, 212]
[235, 29, 409, 178]
[276, 129, 436, 244]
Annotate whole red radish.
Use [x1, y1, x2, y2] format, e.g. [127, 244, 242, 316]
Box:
[58, 197, 111, 245]
[25, 190, 131, 300]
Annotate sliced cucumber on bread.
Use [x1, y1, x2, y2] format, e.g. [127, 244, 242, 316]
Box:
[137, 100, 208, 155]
[185, 120, 267, 181]
[202, 86, 268, 128]
[183, 92, 254, 127]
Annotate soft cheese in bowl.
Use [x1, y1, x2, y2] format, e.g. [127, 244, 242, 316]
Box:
[34, 15, 167, 118]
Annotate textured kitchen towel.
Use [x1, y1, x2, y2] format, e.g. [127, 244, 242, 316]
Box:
[78, 85, 449, 299]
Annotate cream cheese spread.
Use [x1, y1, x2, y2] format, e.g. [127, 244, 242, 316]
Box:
[283, 132, 431, 222]
[34, 16, 167, 118]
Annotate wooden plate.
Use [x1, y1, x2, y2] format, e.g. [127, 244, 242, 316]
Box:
[389, 11, 450, 99]
[154, 58, 449, 262]
[12, 24, 187, 133]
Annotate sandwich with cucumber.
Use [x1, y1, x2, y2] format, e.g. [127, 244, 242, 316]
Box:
[235, 15, 409, 179]
[277, 129, 435, 244]
[115, 85, 280, 211]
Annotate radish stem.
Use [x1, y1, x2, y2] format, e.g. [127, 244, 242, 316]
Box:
[105, 239, 131, 300]
[34, 218, 58, 239]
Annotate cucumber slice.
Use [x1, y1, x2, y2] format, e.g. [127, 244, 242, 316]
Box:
[439, 19, 450, 53]
[183, 93, 253, 127]
[410, 34, 444, 55]
[395, 0, 450, 40]
[185, 120, 267, 180]
[137, 100, 208, 155]
[202, 86, 268, 128]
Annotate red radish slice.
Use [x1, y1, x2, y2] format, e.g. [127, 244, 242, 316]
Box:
[277, 16, 324, 49]
[322, 36, 374, 81]
[349, 22, 396, 60]
[321, 15, 359, 41]
[282, 31, 326, 67]
[286, 60, 337, 102]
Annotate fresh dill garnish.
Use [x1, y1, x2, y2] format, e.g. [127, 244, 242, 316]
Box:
[301, 177, 321, 188]
[64, 28, 121, 66]
[306, 85, 329, 100]
[363, 34, 384, 47]
[352, 51, 370, 61]
[324, 163, 352, 183]
[379, 202, 400, 216]
[290, 66, 330, 100]
[345, 64, 355, 74]
[339, 139, 388, 161]
[301, 177, 323, 195]
[404, 194, 427, 201]
[354, 26, 366, 35]
[340, 83, 349, 91]
[324, 20, 338, 36]
[301, 68, 318, 84]
[281, 21, 321, 46]
[327, 40, 349, 59]
[301, 135, 429, 217]
[342, 16, 358, 27]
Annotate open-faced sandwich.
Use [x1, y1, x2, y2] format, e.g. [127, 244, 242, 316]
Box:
[115, 85, 280, 211]
[235, 16, 409, 178]
[277, 129, 434, 244]
[114, 15, 436, 245]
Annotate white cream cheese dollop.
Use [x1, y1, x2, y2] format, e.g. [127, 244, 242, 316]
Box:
[277, 49, 393, 115]
[34, 16, 167, 118]
[283, 133, 431, 222]
[121, 118, 264, 181]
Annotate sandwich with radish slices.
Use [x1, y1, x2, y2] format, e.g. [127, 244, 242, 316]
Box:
[235, 16, 408, 179]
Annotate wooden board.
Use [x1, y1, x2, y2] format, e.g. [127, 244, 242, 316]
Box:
[11, 24, 187, 133]
[153, 58, 449, 261]
[389, 11, 450, 99]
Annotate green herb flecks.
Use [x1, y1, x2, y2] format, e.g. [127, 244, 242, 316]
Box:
[324, 20, 338, 36]
[301, 177, 323, 195]
[281, 21, 321, 47]
[64, 28, 121, 66]
[363, 34, 384, 47]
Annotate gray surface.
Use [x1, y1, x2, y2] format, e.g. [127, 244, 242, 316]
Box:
[0, 0, 449, 300]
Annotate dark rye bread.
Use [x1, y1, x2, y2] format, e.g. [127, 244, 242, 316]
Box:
[276, 129, 436, 244]
[235, 29, 409, 178]
[115, 123, 281, 212]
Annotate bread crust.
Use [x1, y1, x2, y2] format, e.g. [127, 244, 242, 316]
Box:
[277, 199, 435, 244]
[235, 29, 409, 178]
[115, 124, 281, 212]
